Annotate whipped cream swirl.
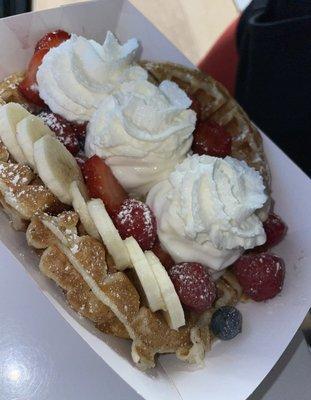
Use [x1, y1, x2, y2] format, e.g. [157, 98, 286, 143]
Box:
[85, 80, 196, 196]
[146, 154, 267, 272]
[37, 31, 147, 122]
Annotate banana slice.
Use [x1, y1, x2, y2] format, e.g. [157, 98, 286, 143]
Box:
[33, 135, 85, 205]
[124, 237, 165, 312]
[87, 198, 130, 270]
[145, 251, 185, 330]
[16, 115, 54, 169]
[0, 102, 30, 163]
[70, 181, 100, 239]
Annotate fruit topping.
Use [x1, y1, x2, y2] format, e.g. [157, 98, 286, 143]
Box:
[145, 251, 185, 330]
[188, 93, 202, 122]
[169, 262, 217, 313]
[19, 48, 49, 107]
[75, 151, 87, 168]
[19, 30, 70, 107]
[35, 30, 70, 52]
[210, 306, 242, 340]
[88, 199, 131, 270]
[232, 253, 285, 301]
[151, 240, 175, 270]
[263, 213, 287, 249]
[38, 111, 79, 155]
[82, 155, 128, 215]
[192, 120, 231, 157]
[70, 121, 88, 139]
[113, 198, 157, 251]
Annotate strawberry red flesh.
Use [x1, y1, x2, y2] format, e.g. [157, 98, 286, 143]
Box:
[35, 30, 70, 52]
[192, 120, 232, 158]
[18, 48, 49, 107]
[151, 240, 175, 270]
[113, 198, 157, 250]
[232, 253, 285, 301]
[82, 155, 128, 215]
[169, 262, 217, 313]
[38, 111, 79, 155]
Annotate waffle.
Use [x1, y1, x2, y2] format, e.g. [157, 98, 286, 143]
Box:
[0, 67, 247, 369]
[142, 61, 271, 219]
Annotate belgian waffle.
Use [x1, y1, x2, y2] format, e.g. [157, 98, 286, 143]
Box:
[0, 66, 255, 369]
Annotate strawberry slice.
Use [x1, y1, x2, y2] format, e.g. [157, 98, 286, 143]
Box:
[82, 155, 128, 215]
[192, 120, 232, 158]
[19, 30, 70, 107]
[35, 30, 70, 52]
[19, 48, 49, 106]
[151, 240, 175, 270]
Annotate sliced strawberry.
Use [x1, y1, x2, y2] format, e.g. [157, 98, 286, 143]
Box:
[18, 48, 49, 106]
[35, 30, 70, 52]
[113, 198, 157, 250]
[82, 155, 128, 215]
[151, 240, 175, 270]
[38, 111, 79, 155]
[192, 120, 232, 158]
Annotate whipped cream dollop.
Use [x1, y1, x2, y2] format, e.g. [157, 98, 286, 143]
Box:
[37, 31, 147, 122]
[85, 79, 196, 196]
[146, 154, 267, 273]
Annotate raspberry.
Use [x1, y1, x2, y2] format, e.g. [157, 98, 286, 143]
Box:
[113, 199, 157, 251]
[169, 262, 217, 313]
[192, 120, 232, 158]
[232, 253, 285, 301]
[263, 213, 287, 248]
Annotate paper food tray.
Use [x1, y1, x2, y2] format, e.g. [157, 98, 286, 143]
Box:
[0, 1, 310, 399]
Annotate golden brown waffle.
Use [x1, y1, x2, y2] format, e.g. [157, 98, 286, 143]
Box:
[0, 66, 245, 369]
[142, 62, 271, 218]
[0, 141, 9, 162]
[0, 73, 38, 112]
[26, 211, 220, 368]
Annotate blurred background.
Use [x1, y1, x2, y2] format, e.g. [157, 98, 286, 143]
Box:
[2, 0, 241, 64]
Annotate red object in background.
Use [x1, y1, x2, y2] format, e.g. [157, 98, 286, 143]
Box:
[198, 18, 239, 96]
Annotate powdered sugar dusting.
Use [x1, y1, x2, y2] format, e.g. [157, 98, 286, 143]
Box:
[114, 198, 157, 250]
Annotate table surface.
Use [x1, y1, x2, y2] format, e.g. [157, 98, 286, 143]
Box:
[0, 239, 310, 400]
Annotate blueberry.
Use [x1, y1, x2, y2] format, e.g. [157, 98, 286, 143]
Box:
[210, 306, 242, 340]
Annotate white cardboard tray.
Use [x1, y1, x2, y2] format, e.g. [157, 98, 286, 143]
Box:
[0, 1, 310, 399]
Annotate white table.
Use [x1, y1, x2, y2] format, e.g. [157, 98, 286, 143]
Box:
[0, 240, 310, 400]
